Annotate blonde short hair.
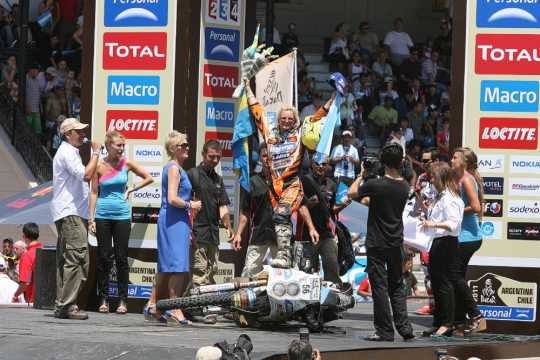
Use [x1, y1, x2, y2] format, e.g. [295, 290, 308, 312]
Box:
[105, 130, 126, 149]
[165, 130, 188, 158]
[278, 106, 300, 129]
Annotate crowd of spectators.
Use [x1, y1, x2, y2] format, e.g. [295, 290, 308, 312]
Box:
[0, 0, 83, 156]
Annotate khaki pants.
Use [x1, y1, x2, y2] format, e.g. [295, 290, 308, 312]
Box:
[192, 242, 218, 286]
[55, 215, 89, 312]
[241, 243, 277, 278]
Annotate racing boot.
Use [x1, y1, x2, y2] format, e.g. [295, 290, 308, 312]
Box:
[271, 221, 292, 268]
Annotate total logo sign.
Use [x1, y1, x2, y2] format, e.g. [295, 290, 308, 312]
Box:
[132, 185, 161, 205]
[476, 34, 540, 75]
[484, 199, 503, 218]
[107, 76, 160, 105]
[481, 220, 502, 240]
[206, 0, 241, 26]
[509, 178, 540, 197]
[507, 200, 540, 218]
[205, 27, 240, 62]
[203, 64, 239, 98]
[133, 166, 162, 183]
[478, 154, 505, 173]
[205, 101, 235, 128]
[104, 0, 168, 27]
[476, 0, 540, 28]
[106, 110, 158, 140]
[205, 131, 232, 157]
[133, 144, 163, 162]
[510, 155, 540, 174]
[103, 32, 167, 70]
[479, 118, 537, 150]
[480, 80, 539, 112]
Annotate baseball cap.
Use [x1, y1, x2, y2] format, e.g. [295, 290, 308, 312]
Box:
[60, 117, 88, 135]
[342, 130, 353, 137]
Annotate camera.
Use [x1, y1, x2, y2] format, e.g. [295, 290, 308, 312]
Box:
[362, 154, 381, 181]
[299, 327, 310, 342]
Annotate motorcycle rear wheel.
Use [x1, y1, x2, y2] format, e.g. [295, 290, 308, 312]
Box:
[157, 292, 233, 311]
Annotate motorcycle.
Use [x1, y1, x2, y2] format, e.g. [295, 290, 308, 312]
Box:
[156, 265, 355, 332]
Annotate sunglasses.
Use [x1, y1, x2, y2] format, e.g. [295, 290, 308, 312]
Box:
[421, 159, 432, 164]
[177, 143, 189, 148]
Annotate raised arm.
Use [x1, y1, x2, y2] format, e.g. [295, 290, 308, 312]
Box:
[243, 78, 270, 140]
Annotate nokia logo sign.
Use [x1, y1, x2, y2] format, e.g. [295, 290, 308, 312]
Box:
[510, 155, 540, 174]
[133, 145, 163, 162]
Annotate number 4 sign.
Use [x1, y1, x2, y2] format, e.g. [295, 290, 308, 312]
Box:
[206, 0, 240, 26]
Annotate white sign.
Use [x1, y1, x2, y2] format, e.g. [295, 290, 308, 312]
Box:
[507, 199, 540, 218]
[478, 154, 505, 173]
[510, 155, 540, 175]
[481, 220, 503, 240]
[133, 145, 164, 163]
[133, 166, 162, 183]
[132, 186, 162, 205]
[509, 178, 540, 197]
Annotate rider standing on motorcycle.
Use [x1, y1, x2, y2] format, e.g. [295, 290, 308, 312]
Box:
[232, 143, 319, 277]
[244, 79, 331, 268]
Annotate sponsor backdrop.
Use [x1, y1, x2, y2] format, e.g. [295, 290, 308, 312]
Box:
[196, 0, 245, 241]
[90, 0, 178, 251]
[464, 0, 540, 329]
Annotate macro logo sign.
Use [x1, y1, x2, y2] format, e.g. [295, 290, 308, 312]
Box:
[476, 34, 540, 75]
[203, 64, 239, 98]
[484, 177, 504, 195]
[206, 0, 241, 26]
[133, 144, 163, 162]
[205, 27, 240, 62]
[484, 199, 503, 218]
[510, 155, 540, 174]
[205, 131, 232, 157]
[104, 0, 168, 27]
[507, 200, 540, 218]
[478, 154, 505, 173]
[107, 76, 160, 105]
[481, 221, 502, 240]
[476, 0, 540, 28]
[106, 110, 158, 140]
[509, 178, 540, 197]
[480, 80, 539, 112]
[479, 118, 538, 150]
[205, 101, 235, 128]
[507, 222, 540, 241]
[103, 32, 167, 70]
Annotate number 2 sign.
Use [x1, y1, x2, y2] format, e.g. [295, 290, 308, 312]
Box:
[206, 0, 240, 26]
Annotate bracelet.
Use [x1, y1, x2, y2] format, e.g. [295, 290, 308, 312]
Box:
[184, 201, 191, 211]
[92, 151, 100, 157]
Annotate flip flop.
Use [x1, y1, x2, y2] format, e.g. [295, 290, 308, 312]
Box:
[143, 304, 166, 324]
[164, 310, 192, 327]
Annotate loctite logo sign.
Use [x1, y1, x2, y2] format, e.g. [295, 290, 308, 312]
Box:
[106, 110, 158, 140]
[103, 32, 167, 70]
[205, 131, 232, 157]
[476, 34, 540, 75]
[479, 118, 538, 150]
[203, 64, 239, 98]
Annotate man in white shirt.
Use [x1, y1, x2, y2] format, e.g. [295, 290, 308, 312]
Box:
[421, 50, 439, 85]
[384, 18, 414, 66]
[51, 118, 101, 320]
[330, 130, 360, 185]
[0, 257, 24, 304]
[300, 93, 322, 121]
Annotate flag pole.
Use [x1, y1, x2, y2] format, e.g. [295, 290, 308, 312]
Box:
[293, 48, 298, 110]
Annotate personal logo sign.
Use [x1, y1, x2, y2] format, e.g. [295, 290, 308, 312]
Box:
[106, 110, 159, 140]
[107, 76, 160, 105]
[478, 117, 538, 150]
[480, 80, 539, 112]
[476, 34, 540, 75]
[205, 27, 240, 62]
[476, 0, 540, 28]
[104, 0, 168, 27]
[469, 273, 536, 322]
[103, 32, 167, 70]
[507, 222, 540, 241]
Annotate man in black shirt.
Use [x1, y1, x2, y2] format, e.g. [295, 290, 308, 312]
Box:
[188, 140, 234, 286]
[348, 143, 414, 341]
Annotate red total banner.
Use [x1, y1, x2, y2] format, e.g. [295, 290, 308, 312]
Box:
[476, 34, 540, 75]
[479, 117, 538, 150]
[106, 110, 159, 140]
[205, 131, 232, 157]
[103, 32, 167, 70]
[203, 64, 239, 98]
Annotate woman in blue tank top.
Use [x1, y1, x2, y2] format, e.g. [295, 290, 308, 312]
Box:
[89, 131, 153, 314]
[451, 147, 486, 334]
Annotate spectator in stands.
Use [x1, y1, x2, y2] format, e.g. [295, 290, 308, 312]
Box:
[399, 48, 421, 91]
[436, 118, 450, 162]
[352, 21, 379, 58]
[407, 140, 424, 176]
[341, 84, 358, 128]
[408, 78, 424, 104]
[300, 92, 322, 121]
[44, 66, 61, 95]
[0, 6, 16, 48]
[425, 83, 441, 108]
[421, 108, 439, 150]
[282, 22, 299, 53]
[45, 85, 68, 134]
[2, 237, 14, 257]
[384, 17, 414, 66]
[348, 51, 367, 90]
[355, 73, 375, 114]
[288, 340, 321, 360]
[72, 15, 83, 48]
[371, 49, 393, 87]
[52, 117, 101, 320]
[407, 101, 425, 142]
[378, 77, 399, 105]
[260, 15, 281, 52]
[388, 125, 406, 157]
[55, 58, 68, 84]
[328, 23, 349, 73]
[0, 257, 24, 304]
[421, 50, 440, 86]
[347, 126, 364, 152]
[50, 114, 66, 156]
[12, 223, 43, 304]
[1, 55, 16, 85]
[64, 70, 79, 98]
[56, 0, 81, 49]
[68, 85, 81, 119]
[13, 240, 26, 261]
[38, 0, 60, 29]
[25, 64, 45, 135]
[399, 117, 414, 146]
[331, 130, 361, 185]
[298, 72, 315, 110]
[368, 95, 398, 142]
[433, 17, 452, 69]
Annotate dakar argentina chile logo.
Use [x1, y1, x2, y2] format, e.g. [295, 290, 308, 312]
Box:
[262, 70, 283, 107]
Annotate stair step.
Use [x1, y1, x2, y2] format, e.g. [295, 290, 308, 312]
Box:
[306, 63, 328, 73]
[303, 53, 324, 63]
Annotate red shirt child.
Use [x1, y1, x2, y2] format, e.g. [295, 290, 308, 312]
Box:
[18, 241, 44, 303]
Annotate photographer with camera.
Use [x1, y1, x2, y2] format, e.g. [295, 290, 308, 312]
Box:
[330, 130, 361, 186]
[348, 143, 414, 342]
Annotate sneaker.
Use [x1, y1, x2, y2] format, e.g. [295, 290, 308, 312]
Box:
[415, 305, 433, 315]
[364, 333, 394, 342]
[270, 257, 291, 269]
[55, 308, 88, 320]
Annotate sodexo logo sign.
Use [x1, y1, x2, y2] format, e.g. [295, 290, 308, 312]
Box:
[480, 80, 539, 112]
[133, 144, 163, 162]
[477, 0, 540, 28]
[510, 155, 540, 175]
[507, 200, 540, 218]
[205, 101, 235, 128]
[107, 76, 160, 105]
[132, 186, 161, 205]
[205, 27, 240, 62]
[104, 0, 168, 27]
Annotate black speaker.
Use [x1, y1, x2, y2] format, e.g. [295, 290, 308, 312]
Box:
[33, 247, 57, 309]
